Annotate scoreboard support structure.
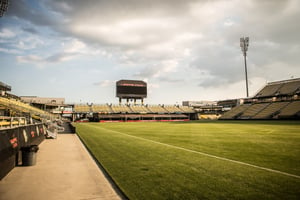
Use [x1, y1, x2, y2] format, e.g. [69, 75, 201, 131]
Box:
[119, 98, 144, 105]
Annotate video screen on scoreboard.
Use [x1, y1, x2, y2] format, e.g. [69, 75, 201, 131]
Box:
[116, 80, 147, 98]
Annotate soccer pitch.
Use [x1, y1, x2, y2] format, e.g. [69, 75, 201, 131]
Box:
[75, 121, 300, 200]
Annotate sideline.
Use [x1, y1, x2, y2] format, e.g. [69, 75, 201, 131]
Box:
[91, 124, 300, 179]
[76, 133, 129, 200]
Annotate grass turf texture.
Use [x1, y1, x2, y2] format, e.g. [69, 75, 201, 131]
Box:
[75, 121, 300, 200]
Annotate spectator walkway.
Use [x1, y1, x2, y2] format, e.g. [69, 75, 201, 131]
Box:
[0, 134, 123, 200]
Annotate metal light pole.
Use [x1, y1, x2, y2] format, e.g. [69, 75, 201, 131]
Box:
[240, 37, 249, 97]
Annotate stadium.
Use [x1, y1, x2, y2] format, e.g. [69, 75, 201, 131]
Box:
[1, 1, 300, 199]
[1, 78, 300, 199]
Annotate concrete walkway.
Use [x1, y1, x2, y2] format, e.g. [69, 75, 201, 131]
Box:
[0, 134, 122, 200]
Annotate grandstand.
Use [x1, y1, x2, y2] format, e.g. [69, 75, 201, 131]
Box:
[0, 96, 55, 121]
[252, 102, 290, 119]
[77, 104, 196, 122]
[129, 104, 150, 114]
[220, 78, 300, 120]
[92, 104, 113, 113]
[178, 106, 194, 113]
[255, 82, 283, 98]
[278, 101, 300, 118]
[111, 104, 132, 113]
[219, 104, 251, 119]
[239, 103, 270, 119]
[254, 78, 300, 99]
[73, 104, 91, 113]
[163, 105, 184, 113]
[147, 105, 168, 113]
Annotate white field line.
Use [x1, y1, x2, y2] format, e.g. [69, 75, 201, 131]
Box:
[92, 125, 300, 179]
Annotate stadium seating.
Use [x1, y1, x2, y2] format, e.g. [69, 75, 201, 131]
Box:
[220, 100, 300, 120]
[252, 102, 290, 119]
[255, 79, 300, 98]
[178, 106, 194, 113]
[240, 103, 270, 119]
[219, 104, 250, 119]
[255, 83, 282, 97]
[73, 103, 195, 121]
[111, 104, 132, 113]
[163, 105, 183, 113]
[92, 104, 113, 113]
[147, 105, 168, 113]
[129, 105, 151, 114]
[278, 101, 300, 118]
[73, 104, 91, 113]
[277, 80, 300, 95]
[0, 96, 54, 120]
[220, 79, 300, 120]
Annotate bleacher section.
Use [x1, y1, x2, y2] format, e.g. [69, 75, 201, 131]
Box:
[255, 83, 282, 97]
[73, 104, 194, 115]
[178, 106, 194, 113]
[278, 101, 300, 118]
[220, 104, 250, 119]
[277, 80, 300, 95]
[111, 104, 132, 113]
[0, 96, 54, 120]
[73, 104, 91, 113]
[92, 104, 112, 113]
[252, 102, 289, 119]
[255, 78, 300, 98]
[220, 101, 300, 120]
[72, 104, 195, 121]
[221, 78, 300, 120]
[164, 105, 184, 113]
[240, 103, 270, 119]
[147, 105, 168, 113]
[129, 105, 150, 114]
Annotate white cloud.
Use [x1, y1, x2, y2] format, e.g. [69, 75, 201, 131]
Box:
[17, 55, 43, 63]
[0, 28, 16, 38]
[63, 39, 86, 53]
[2, 0, 300, 103]
[16, 52, 77, 65]
[14, 36, 44, 50]
[0, 48, 21, 54]
[94, 80, 115, 87]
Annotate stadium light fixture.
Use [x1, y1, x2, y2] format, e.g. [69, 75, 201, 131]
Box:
[240, 36, 250, 97]
[0, 0, 9, 17]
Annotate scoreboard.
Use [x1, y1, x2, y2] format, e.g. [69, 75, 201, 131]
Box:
[116, 80, 147, 98]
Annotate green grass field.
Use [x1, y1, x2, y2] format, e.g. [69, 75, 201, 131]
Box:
[75, 121, 300, 200]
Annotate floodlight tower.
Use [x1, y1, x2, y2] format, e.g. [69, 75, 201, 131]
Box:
[240, 36, 249, 97]
[0, 0, 9, 17]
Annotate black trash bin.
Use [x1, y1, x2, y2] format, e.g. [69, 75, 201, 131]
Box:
[22, 145, 39, 166]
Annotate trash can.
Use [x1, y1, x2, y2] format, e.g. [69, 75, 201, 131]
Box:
[22, 145, 39, 166]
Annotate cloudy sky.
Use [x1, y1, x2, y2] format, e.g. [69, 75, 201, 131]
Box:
[0, 0, 299, 104]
